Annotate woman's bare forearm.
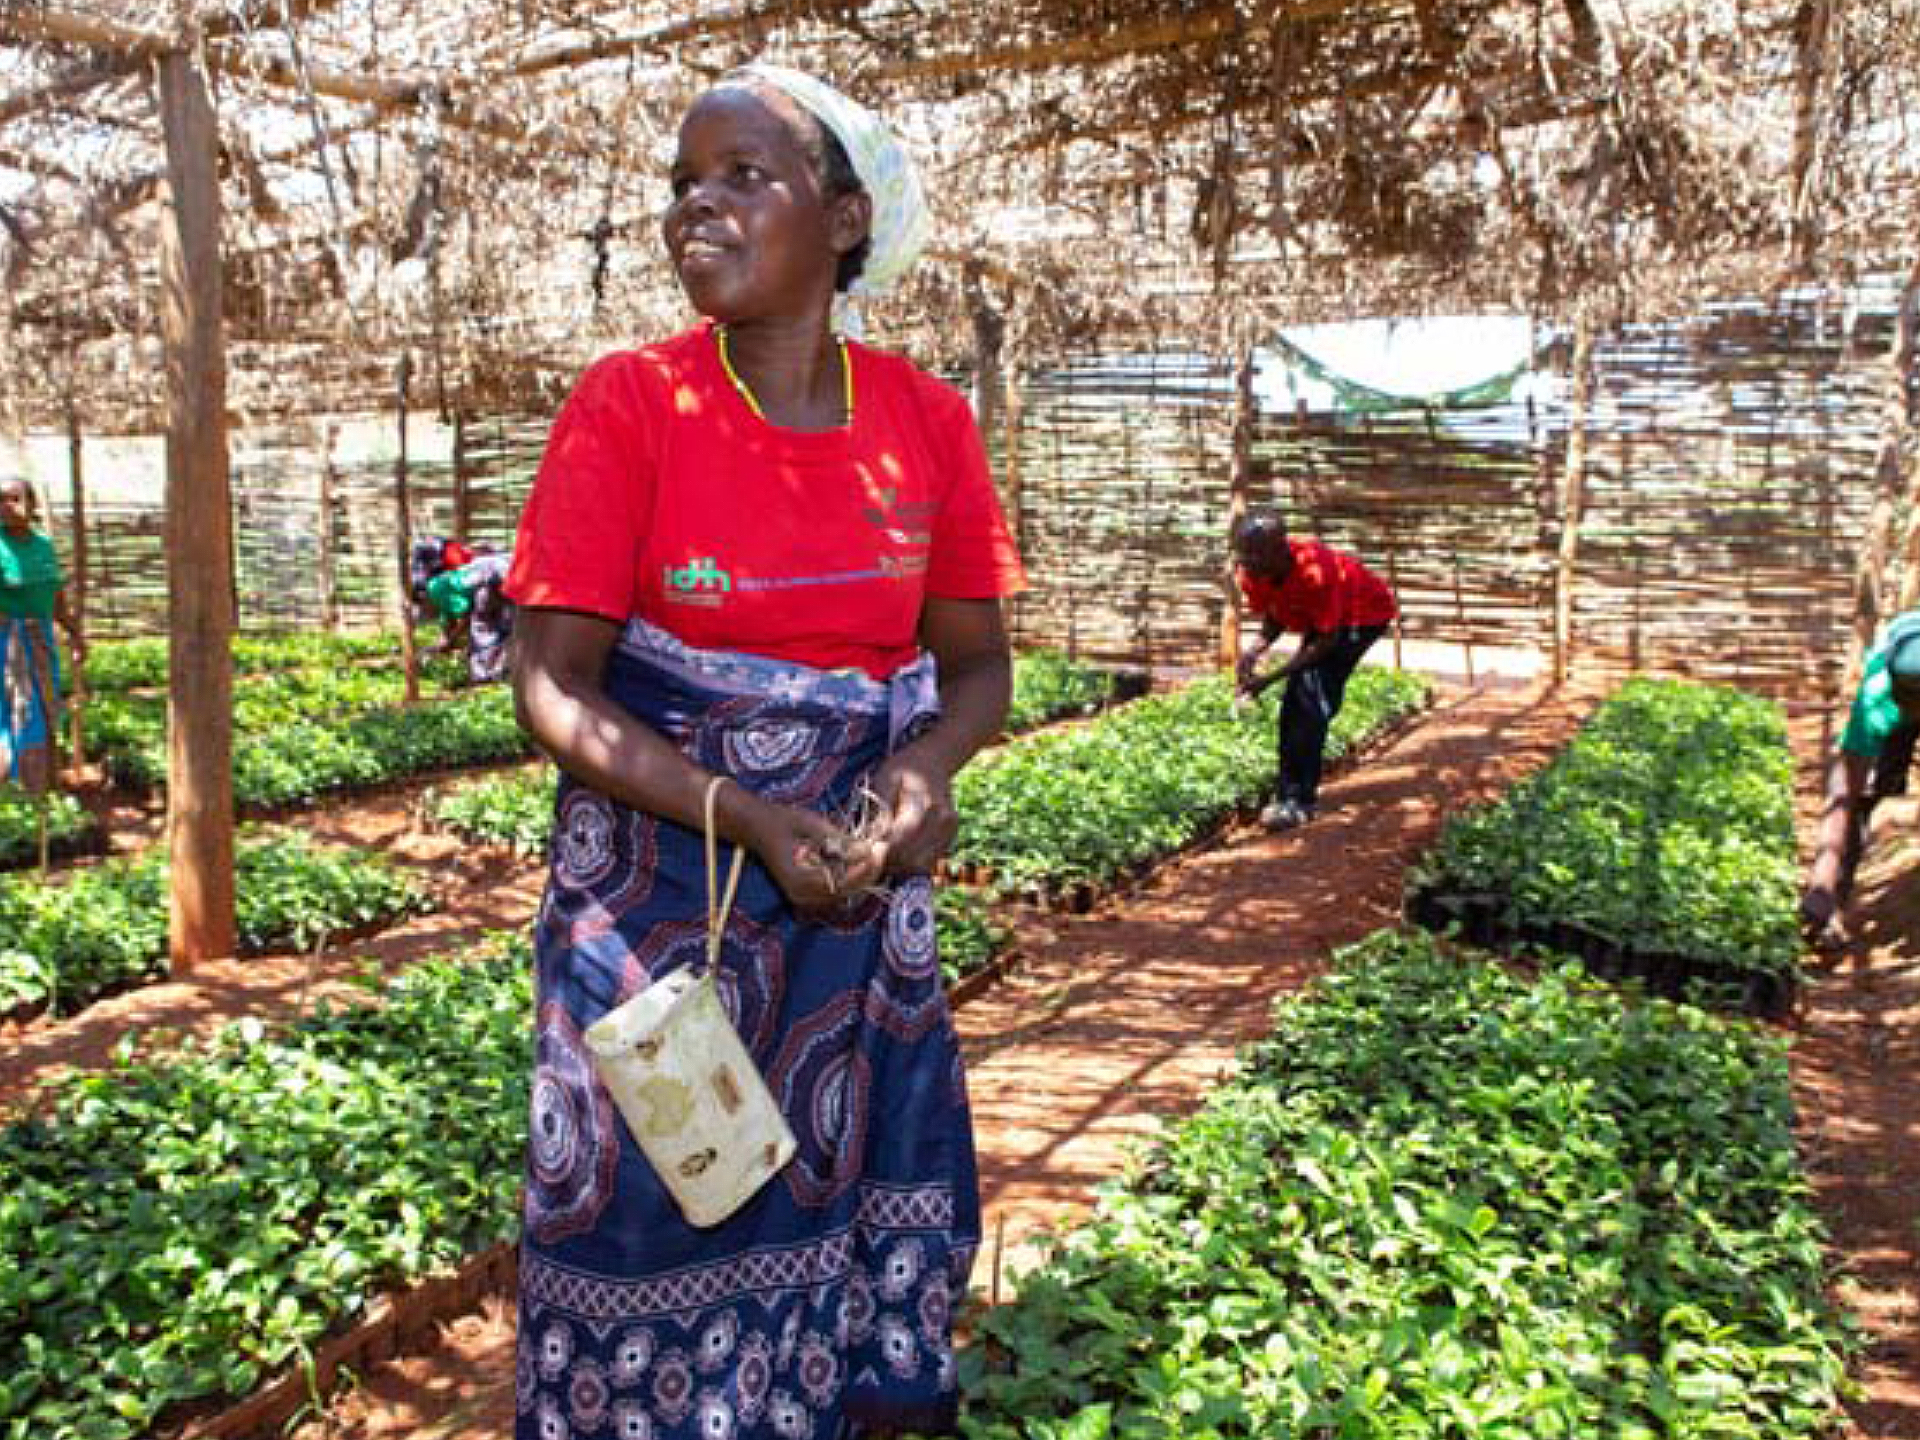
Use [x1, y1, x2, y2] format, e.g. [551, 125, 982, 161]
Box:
[907, 597, 1012, 779]
[917, 645, 1011, 778]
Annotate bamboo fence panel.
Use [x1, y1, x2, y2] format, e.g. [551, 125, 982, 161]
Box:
[43, 418, 551, 641]
[998, 293, 1890, 703]
[1568, 296, 1884, 698]
[27, 294, 1900, 706]
[998, 356, 1547, 671]
[995, 354, 1236, 672]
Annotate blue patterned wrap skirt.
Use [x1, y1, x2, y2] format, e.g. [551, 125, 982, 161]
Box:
[516, 617, 981, 1440]
[0, 614, 61, 789]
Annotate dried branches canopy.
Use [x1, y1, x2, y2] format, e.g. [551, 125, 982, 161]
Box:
[1, 0, 1916, 435]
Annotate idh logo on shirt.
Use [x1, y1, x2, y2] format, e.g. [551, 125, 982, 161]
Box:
[862, 487, 932, 576]
[663, 556, 730, 607]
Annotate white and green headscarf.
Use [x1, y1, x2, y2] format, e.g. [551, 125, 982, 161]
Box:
[725, 63, 929, 316]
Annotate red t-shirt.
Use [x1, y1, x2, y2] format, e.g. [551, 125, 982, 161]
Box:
[507, 323, 1026, 679]
[1238, 537, 1397, 635]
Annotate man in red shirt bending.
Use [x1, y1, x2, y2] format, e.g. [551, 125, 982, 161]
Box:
[1232, 509, 1398, 830]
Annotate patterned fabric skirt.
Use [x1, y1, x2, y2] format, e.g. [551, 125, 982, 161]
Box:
[516, 619, 980, 1440]
[0, 615, 60, 792]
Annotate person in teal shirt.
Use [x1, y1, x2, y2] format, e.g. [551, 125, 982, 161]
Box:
[0, 477, 80, 794]
[415, 542, 515, 684]
[1801, 610, 1920, 948]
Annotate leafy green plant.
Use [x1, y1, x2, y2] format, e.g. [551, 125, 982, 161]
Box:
[937, 884, 1011, 983]
[92, 684, 529, 807]
[1409, 676, 1800, 991]
[426, 766, 555, 856]
[0, 831, 430, 1018]
[954, 668, 1429, 897]
[82, 630, 418, 694]
[0, 939, 531, 1439]
[0, 787, 96, 871]
[1005, 649, 1125, 734]
[961, 929, 1854, 1439]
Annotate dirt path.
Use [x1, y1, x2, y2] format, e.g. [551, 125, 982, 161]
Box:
[10, 678, 1917, 1437]
[1790, 786, 1920, 1438]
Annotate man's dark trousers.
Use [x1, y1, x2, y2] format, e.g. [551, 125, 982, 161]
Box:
[1278, 624, 1389, 810]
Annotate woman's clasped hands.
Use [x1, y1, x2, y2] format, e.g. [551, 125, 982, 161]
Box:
[731, 749, 957, 912]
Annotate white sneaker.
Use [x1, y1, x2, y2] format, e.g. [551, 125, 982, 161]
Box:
[1260, 799, 1314, 831]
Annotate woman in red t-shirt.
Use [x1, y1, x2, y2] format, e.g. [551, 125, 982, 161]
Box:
[1233, 509, 1397, 830]
[504, 65, 1023, 1440]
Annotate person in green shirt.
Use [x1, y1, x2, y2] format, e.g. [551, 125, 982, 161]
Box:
[1801, 610, 1920, 949]
[0, 477, 80, 794]
[417, 544, 514, 684]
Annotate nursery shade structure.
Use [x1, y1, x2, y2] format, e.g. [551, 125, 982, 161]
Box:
[1, 0, 1918, 964]
[2, 0, 1916, 426]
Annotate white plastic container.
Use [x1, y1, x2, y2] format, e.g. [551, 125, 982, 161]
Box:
[585, 965, 796, 1228]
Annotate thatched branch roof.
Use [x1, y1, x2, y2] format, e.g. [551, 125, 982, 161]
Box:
[1, 0, 1915, 435]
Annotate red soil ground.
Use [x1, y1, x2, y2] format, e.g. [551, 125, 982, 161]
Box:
[4, 673, 1915, 1437]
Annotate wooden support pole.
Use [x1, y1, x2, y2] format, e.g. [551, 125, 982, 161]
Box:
[317, 423, 340, 632]
[964, 260, 1006, 443]
[1786, 0, 1835, 273]
[63, 395, 88, 770]
[1844, 257, 1920, 699]
[1001, 350, 1026, 563]
[394, 354, 420, 703]
[1220, 344, 1257, 670]
[158, 47, 236, 970]
[1879, 266, 1920, 611]
[451, 408, 473, 542]
[1552, 316, 1596, 686]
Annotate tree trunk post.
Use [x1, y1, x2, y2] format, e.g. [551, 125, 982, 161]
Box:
[964, 259, 1005, 442]
[158, 46, 237, 970]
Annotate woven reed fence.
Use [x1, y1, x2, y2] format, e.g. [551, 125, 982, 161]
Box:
[999, 359, 1556, 673]
[34, 294, 1895, 706]
[1567, 300, 1888, 700]
[1002, 294, 1889, 704]
[46, 416, 550, 639]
